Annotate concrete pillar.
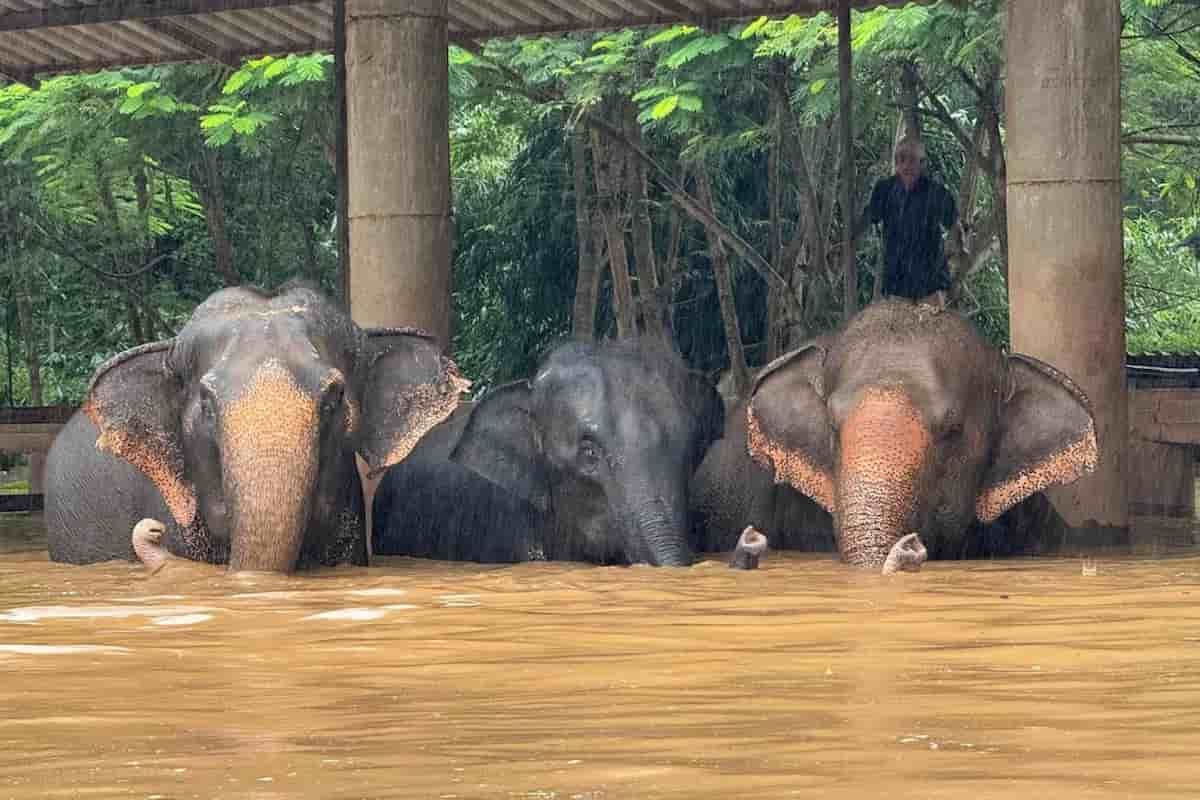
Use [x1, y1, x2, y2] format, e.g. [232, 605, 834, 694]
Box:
[345, 0, 451, 346]
[1006, 1, 1127, 537]
[27, 451, 44, 496]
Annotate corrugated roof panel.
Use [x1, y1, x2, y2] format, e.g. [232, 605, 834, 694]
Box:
[0, 0, 922, 82]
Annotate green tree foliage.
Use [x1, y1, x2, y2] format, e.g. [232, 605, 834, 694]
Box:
[0, 59, 339, 404]
[3, 0, 1200, 407]
[451, 115, 577, 389]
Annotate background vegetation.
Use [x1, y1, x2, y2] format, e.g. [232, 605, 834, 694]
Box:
[1, 0, 1198, 407]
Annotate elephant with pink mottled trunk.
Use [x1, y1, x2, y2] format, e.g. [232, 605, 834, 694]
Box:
[694, 298, 1098, 570]
[46, 282, 468, 573]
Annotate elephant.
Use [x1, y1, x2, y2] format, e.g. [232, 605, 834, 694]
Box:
[692, 298, 1098, 570]
[45, 282, 468, 572]
[372, 340, 724, 566]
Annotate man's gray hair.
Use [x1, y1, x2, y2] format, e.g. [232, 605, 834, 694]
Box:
[894, 136, 927, 161]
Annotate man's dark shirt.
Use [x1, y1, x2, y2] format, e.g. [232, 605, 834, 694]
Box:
[865, 174, 958, 299]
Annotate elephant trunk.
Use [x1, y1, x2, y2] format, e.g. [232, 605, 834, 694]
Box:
[835, 388, 931, 569]
[221, 361, 321, 573]
[624, 479, 694, 567]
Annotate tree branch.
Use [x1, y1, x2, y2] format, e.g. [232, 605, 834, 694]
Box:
[28, 217, 175, 280]
[1123, 134, 1200, 146]
[1123, 121, 1200, 136]
[466, 48, 800, 316]
[913, 71, 995, 179]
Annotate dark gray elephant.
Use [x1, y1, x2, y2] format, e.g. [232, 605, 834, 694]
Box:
[692, 298, 1097, 569]
[46, 283, 467, 572]
[372, 340, 723, 566]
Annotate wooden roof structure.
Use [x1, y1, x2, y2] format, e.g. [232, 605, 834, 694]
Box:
[0, 0, 921, 84]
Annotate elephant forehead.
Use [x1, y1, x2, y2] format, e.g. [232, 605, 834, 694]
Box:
[222, 360, 320, 452]
[831, 344, 994, 424]
[536, 367, 608, 422]
[178, 316, 336, 380]
[542, 374, 682, 447]
[839, 387, 932, 477]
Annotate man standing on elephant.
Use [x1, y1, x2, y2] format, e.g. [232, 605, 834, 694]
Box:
[855, 136, 958, 305]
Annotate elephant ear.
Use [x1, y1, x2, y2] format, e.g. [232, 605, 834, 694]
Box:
[83, 340, 197, 528]
[450, 381, 550, 513]
[745, 343, 836, 513]
[975, 354, 1098, 523]
[358, 328, 471, 478]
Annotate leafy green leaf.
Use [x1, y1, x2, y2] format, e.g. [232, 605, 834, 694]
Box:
[631, 86, 672, 102]
[118, 96, 144, 115]
[643, 25, 698, 48]
[222, 68, 255, 95]
[662, 34, 729, 70]
[651, 95, 679, 119]
[263, 58, 289, 79]
[230, 117, 259, 134]
[204, 126, 234, 147]
[199, 113, 231, 130]
[243, 111, 274, 126]
[739, 16, 769, 40]
[127, 81, 159, 98]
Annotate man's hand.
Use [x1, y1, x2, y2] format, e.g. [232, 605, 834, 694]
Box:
[920, 290, 948, 308]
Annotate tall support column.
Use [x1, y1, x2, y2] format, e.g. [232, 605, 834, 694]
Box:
[345, 0, 451, 346]
[1006, 1, 1127, 537]
[333, 0, 349, 305]
[28, 451, 44, 496]
[837, 0, 857, 321]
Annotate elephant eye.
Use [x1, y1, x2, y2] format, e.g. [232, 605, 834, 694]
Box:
[577, 438, 603, 472]
[938, 420, 964, 441]
[199, 388, 217, 422]
[321, 382, 345, 417]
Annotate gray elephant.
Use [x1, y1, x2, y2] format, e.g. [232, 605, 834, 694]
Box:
[692, 298, 1097, 569]
[45, 283, 467, 572]
[372, 340, 723, 566]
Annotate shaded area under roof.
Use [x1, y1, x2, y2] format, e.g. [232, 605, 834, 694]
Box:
[0, 0, 923, 83]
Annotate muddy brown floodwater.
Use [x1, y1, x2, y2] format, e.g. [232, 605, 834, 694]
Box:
[1, 512, 1199, 799]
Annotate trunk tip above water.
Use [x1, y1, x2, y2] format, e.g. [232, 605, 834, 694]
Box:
[730, 525, 769, 570]
[880, 532, 928, 576]
[131, 517, 170, 575]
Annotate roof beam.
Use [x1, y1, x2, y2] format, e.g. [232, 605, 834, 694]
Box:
[0, 0, 937, 77]
[0, 0, 315, 34]
[140, 17, 240, 65]
[12, 41, 319, 76]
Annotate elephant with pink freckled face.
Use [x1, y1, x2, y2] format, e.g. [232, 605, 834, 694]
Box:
[46, 282, 468, 573]
[692, 298, 1100, 570]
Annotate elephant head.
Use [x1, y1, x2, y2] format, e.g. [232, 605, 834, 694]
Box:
[83, 284, 467, 572]
[449, 341, 719, 566]
[746, 299, 1097, 569]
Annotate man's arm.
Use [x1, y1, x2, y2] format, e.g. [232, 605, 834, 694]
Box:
[853, 179, 885, 241]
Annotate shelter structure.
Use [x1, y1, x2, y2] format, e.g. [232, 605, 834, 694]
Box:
[0, 0, 1128, 541]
